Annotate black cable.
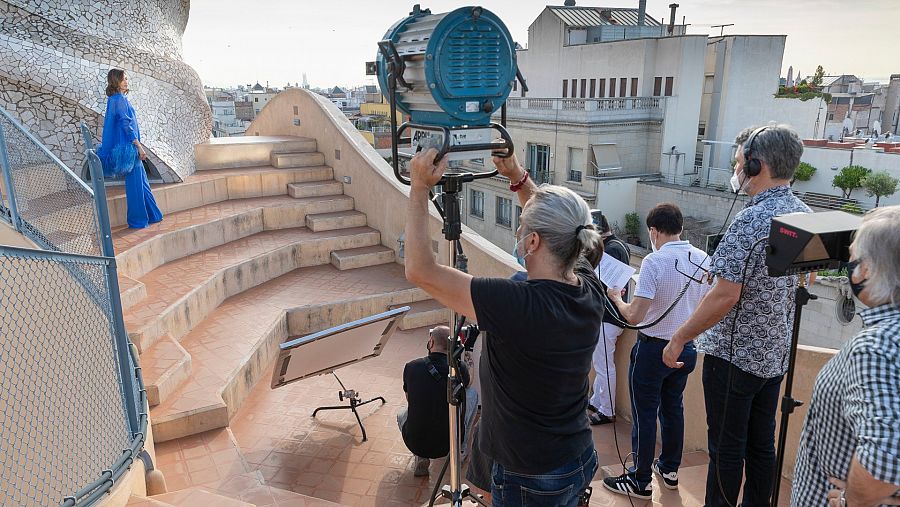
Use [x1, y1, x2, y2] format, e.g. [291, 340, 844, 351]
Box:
[600, 322, 636, 507]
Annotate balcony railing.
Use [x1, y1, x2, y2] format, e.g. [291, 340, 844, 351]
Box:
[501, 97, 666, 123]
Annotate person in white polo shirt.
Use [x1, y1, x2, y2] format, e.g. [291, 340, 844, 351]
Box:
[602, 203, 711, 499]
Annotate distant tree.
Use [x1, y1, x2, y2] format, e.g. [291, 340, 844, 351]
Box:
[862, 170, 900, 207]
[832, 165, 871, 199]
[791, 162, 817, 186]
[812, 65, 825, 87]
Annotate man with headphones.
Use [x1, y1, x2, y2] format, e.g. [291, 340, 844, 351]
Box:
[663, 125, 812, 506]
[398, 326, 477, 476]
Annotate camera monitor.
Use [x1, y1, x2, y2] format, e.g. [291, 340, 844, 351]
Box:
[270, 306, 409, 389]
[766, 211, 861, 277]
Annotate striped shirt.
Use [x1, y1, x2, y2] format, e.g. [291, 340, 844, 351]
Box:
[792, 304, 900, 506]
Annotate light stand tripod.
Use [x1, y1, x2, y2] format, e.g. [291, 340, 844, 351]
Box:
[433, 175, 485, 507]
[312, 372, 386, 443]
[771, 276, 817, 506]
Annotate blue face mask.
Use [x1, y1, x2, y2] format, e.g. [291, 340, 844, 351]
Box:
[512, 232, 533, 268]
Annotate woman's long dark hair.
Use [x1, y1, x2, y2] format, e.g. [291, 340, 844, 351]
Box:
[106, 69, 126, 97]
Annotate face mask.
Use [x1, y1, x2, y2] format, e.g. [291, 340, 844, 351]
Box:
[846, 259, 868, 298]
[730, 167, 746, 194]
[512, 232, 533, 268]
[648, 229, 657, 252]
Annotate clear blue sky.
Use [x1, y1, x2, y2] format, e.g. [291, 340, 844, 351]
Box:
[183, 0, 899, 89]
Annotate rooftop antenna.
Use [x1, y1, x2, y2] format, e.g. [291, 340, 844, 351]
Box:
[711, 23, 734, 36]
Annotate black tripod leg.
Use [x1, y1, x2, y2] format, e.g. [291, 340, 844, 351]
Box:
[429, 456, 451, 507]
[312, 405, 352, 417]
[350, 404, 369, 442]
[354, 396, 387, 408]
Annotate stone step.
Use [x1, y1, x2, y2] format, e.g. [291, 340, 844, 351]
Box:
[287, 180, 343, 199]
[330, 245, 395, 270]
[106, 165, 334, 229]
[142, 488, 255, 506]
[271, 152, 326, 169]
[392, 299, 450, 331]
[150, 263, 422, 443]
[119, 274, 146, 311]
[195, 135, 318, 171]
[141, 335, 191, 407]
[114, 193, 354, 280]
[125, 226, 381, 353]
[305, 210, 367, 232]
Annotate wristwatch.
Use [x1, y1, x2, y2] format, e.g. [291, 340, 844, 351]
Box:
[839, 490, 847, 507]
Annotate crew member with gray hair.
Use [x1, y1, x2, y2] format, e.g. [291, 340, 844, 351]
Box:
[405, 149, 604, 506]
[793, 206, 900, 507]
[663, 124, 812, 506]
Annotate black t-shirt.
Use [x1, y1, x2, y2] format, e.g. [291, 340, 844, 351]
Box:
[470, 257, 605, 474]
[401, 352, 470, 459]
[603, 234, 631, 265]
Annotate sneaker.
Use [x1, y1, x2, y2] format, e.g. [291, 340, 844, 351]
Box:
[588, 412, 616, 425]
[413, 456, 430, 477]
[652, 460, 679, 490]
[602, 473, 652, 499]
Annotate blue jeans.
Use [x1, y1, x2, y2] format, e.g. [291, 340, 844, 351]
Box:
[491, 445, 597, 507]
[628, 334, 697, 488]
[703, 354, 783, 507]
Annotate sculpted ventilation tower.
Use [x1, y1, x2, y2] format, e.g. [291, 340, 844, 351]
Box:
[0, 0, 212, 182]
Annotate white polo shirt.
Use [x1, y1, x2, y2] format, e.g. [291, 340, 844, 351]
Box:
[634, 240, 711, 341]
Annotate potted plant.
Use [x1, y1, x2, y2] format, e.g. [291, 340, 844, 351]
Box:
[624, 212, 642, 246]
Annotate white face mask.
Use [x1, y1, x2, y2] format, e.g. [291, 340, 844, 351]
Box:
[648, 228, 657, 252]
[730, 166, 747, 194]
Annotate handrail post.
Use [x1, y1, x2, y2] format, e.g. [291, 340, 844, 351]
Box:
[0, 122, 21, 231]
[87, 149, 139, 436]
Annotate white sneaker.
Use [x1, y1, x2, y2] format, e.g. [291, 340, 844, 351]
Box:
[652, 460, 679, 490]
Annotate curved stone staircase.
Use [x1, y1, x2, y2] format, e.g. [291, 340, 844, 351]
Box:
[114, 137, 449, 506]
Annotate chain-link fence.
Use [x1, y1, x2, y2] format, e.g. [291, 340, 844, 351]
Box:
[0, 107, 147, 505]
[0, 247, 145, 506]
[0, 108, 102, 258]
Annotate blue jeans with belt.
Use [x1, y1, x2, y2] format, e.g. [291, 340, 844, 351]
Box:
[491, 445, 597, 507]
[628, 333, 697, 488]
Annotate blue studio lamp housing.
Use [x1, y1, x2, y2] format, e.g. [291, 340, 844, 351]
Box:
[372, 4, 527, 185]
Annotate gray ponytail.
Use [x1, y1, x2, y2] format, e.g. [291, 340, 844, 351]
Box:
[520, 185, 601, 273]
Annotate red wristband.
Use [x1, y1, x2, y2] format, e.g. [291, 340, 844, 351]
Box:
[509, 170, 529, 192]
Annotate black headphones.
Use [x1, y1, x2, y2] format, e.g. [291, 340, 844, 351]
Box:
[742, 126, 769, 177]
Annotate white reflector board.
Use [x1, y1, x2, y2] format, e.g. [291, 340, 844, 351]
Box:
[270, 307, 410, 389]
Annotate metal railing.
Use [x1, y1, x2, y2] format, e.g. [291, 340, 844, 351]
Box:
[656, 169, 873, 213]
[0, 108, 148, 506]
[0, 109, 102, 258]
[505, 97, 663, 112]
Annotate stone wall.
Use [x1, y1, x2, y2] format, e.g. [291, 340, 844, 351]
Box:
[0, 0, 211, 182]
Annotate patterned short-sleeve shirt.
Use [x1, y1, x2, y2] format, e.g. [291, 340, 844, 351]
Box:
[696, 185, 811, 378]
[792, 305, 900, 506]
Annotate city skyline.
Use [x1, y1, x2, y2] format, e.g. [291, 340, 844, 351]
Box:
[183, 0, 899, 89]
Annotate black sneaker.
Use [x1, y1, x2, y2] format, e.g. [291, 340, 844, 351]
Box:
[602, 473, 652, 499]
[652, 460, 678, 489]
[588, 412, 616, 425]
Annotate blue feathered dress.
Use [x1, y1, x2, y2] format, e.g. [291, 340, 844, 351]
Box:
[97, 93, 163, 229]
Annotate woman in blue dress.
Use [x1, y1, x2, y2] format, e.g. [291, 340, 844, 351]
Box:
[97, 69, 163, 229]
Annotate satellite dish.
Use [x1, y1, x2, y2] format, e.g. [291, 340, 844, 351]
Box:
[835, 283, 857, 325]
